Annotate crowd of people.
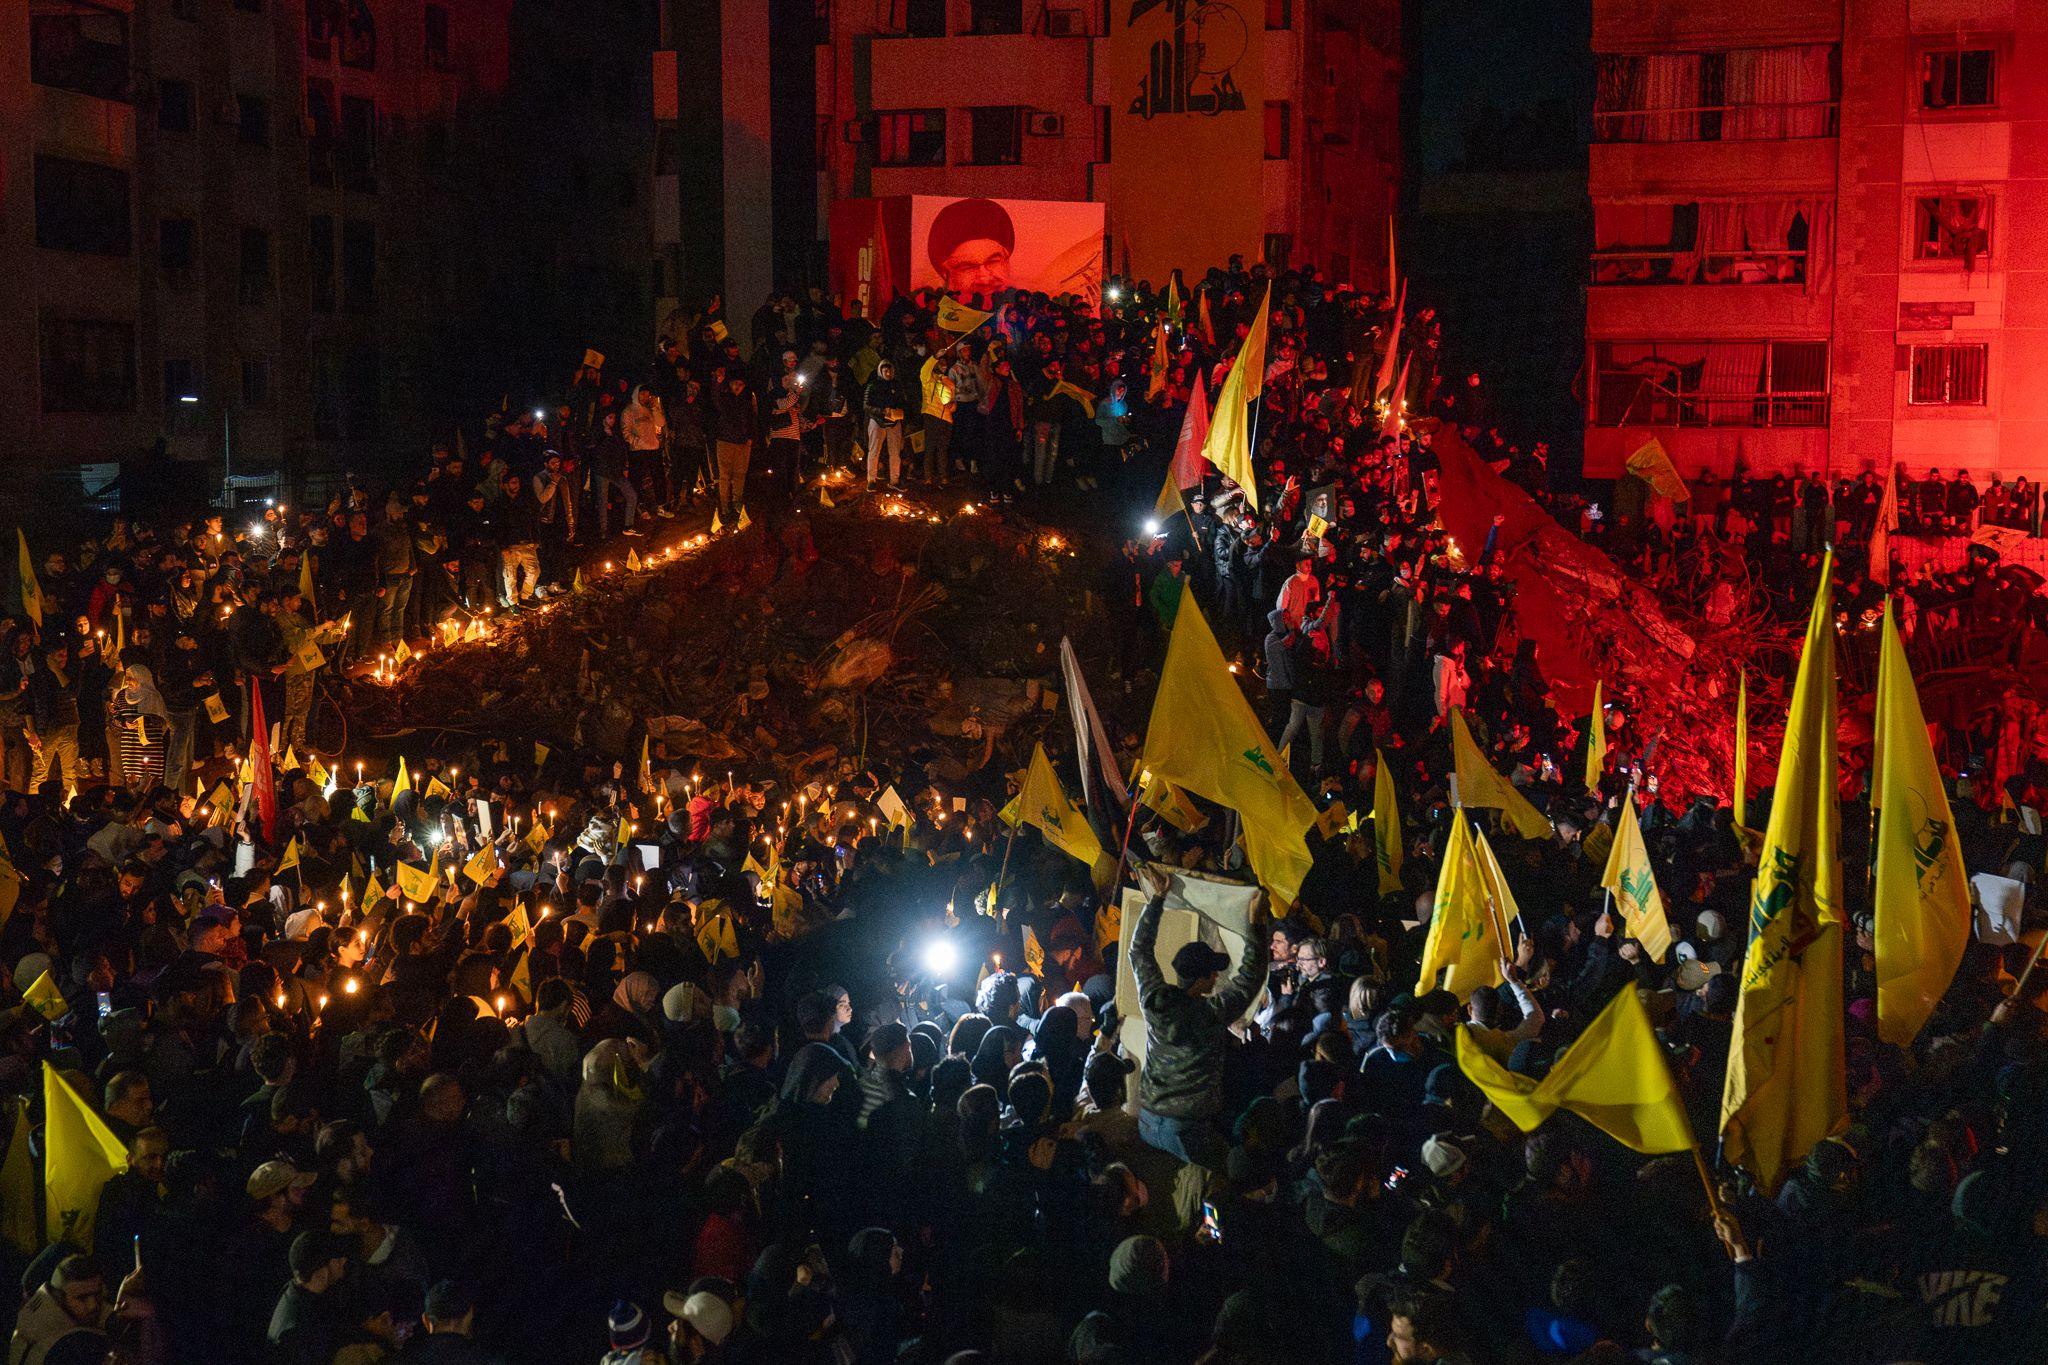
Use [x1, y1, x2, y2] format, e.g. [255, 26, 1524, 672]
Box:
[0, 255, 2044, 1365]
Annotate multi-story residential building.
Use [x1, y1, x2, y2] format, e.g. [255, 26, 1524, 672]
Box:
[3, 1, 650, 494]
[675, 0, 1400, 303]
[1585, 0, 2048, 484]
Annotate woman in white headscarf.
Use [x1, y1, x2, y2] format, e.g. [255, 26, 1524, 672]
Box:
[110, 663, 170, 789]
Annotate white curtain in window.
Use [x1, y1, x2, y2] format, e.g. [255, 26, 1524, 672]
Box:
[1639, 55, 1702, 141]
[1700, 343, 1769, 425]
[1725, 45, 1833, 139]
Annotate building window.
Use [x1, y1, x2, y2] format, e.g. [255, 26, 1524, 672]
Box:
[307, 4, 334, 59]
[1265, 0, 1290, 29]
[242, 357, 272, 407]
[1595, 45, 1837, 143]
[307, 79, 338, 186]
[343, 344, 380, 438]
[1912, 194, 1990, 269]
[1921, 48, 1994, 110]
[967, 106, 1023, 165]
[309, 216, 336, 312]
[237, 93, 271, 146]
[35, 155, 131, 256]
[40, 316, 136, 413]
[424, 4, 452, 70]
[159, 216, 195, 273]
[1909, 344, 1988, 406]
[872, 109, 945, 166]
[968, 0, 1021, 35]
[30, 2, 131, 102]
[238, 226, 272, 304]
[1593, 340, 1829, 427]
[904, 0, 945, 37]
[1264, 102, 1290, 159]
[162, 358, 197, 408]
[340, 95, 377, 192]
[157, 78, 196, 132]
[339, 1, 376, 69]
[1591, 199, 1814, 285]
[341, 220, 376, 311]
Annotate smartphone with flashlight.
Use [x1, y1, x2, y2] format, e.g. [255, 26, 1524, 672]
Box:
[97, 992, 113, 1020]
[1200, 1202, 1221, 1243]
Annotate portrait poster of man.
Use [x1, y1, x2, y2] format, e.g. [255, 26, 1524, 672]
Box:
[908, 196, 1106, 310]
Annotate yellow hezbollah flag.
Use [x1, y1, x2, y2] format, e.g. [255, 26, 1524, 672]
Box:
[395, 854, 440, 904]
[2, 1097, 35, 1257]
[463, 843, 498, 885]
[1625, 436, 1690, 502]
[1470, 823, 1525, 949]
[508, 946, 532, 1003]
[505, 901, 533, 949]
[17, 530, 41, 629]
[1136, 766, 1206, 833]
[363, 870, 388, 911]
[24, 969, 69, 1021]
[936, 295, 993, 333]
[1456, 985, 1693, 1155]
[1872, 600, 1969, 1047]
[1372, 749, 1403, 895]
[44, 1062, 129, 1251]
[1584, 681, 1607, 790]
[1147, 320, 1170, 401]
[1450, 709, 1550, 840]
[276, 836, 301, 875]
[1199, 283, 1271, 511]
[1002, 744, 1104, 868]
[1416, 812, 1502, 996]
[1313, 801, 1349, 840]
[393, 756, 412, 796]
[1599, 798, 1674, 963]
[1142, 593, 1316, 903]
[299, 548, 317, 613]
[627, 547, 643, 572]
[424, 775, 452, 800]
[1154, 464, 1187, 521]
[394, 639, 414, 666]
[696, 909, 739, 963]
[1720, 550, 1845, 1194]
[1581, 818, 1613, 868]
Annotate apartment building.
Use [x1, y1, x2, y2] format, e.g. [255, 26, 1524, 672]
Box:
[1585, 0, 2048, 484]
[4, 1, 651, 492]
[782, 0, 1398, 292]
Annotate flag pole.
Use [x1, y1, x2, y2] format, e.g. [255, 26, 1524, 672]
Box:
[2009, 929, 2048, 1001]
[1106, 763, 1150, 898]
[991, 812, 1021, 914]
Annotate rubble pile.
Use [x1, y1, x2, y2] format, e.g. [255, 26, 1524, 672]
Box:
[341, 497, 1108, 787]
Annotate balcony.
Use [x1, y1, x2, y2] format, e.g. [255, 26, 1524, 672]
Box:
[1592, 99, 1838, 144]
[1591, 246, 1805, 287]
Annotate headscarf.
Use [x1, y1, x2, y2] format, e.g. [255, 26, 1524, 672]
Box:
[970, 1025, 1024, 1096]
[613, 970, 660, 1018]
[120, 664, 170, 720]
[779, 1041, 851, 1106]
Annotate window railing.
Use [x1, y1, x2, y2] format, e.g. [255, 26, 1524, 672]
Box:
[1590, 247, 1806, 286]
[1593, 99, 1838, 143]
[1596, 376, 1828, 427]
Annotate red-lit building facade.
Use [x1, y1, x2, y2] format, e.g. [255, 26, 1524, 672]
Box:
[806, 0, 1400, 289]
[1585, 0, 2048, 485]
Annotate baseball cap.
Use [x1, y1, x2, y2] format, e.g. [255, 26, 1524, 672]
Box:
[246, 1159, 316, 1201]
[1170, 941, 1232, 982]
[662, 1290, 735, 1346]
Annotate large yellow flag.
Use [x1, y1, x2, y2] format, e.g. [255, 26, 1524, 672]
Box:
[1872, 600, 1969, 1047]
[17, 530, 41, 629]
[1456, 985, 1693, 1155]
[1599, 798, 1675, 963]
[1143, 592, 1316, 902]
[1001, 744, 1104, 868]
[1417, 813, 1503, 996]
[44, 1062, 129, 1250]
[1154, 464, 1188, 521]
[1136, 766, 1206, 833]
[1450, 709, 1550, 840]
[1372, 749, 1403, 895]
[1, 1097, 36, 1257]
[1198, 283, 1271, 510]
[1584, 681, 1607, 790]
[1720, 551, 1845, 1194]
[1470, 823, 1525, 949]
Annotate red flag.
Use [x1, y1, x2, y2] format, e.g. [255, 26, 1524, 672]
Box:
[1170, 372, 1211, 490]
[249, 682, 276, 844]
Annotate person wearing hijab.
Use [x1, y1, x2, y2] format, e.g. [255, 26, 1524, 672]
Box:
[110, 664, 170, 789]
[1026, 1005, 1085, 1122]
[970, 1025, 1025, 1102]
[767, 1043, 857, 1243]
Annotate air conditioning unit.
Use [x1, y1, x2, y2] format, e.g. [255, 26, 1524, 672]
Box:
[1026, 111, 1064, 137]
[1044, 9, 1084, 36]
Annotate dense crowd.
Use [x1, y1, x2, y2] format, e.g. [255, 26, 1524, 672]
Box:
[1, 258, 2045, 1365]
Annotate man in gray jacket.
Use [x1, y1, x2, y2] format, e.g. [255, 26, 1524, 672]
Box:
[1129, 865, 1269, 1172]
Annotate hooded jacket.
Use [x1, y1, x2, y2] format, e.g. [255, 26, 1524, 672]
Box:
[1129, 894, 1269, 1120]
